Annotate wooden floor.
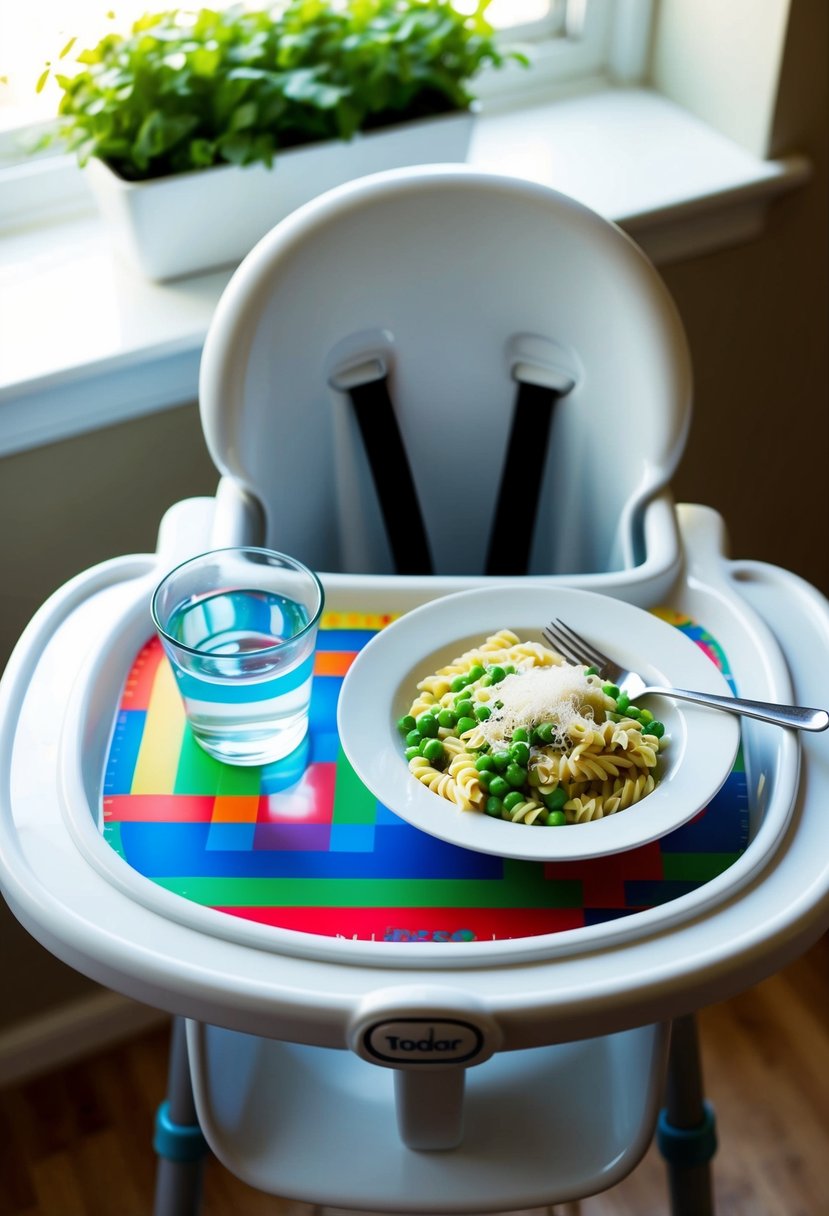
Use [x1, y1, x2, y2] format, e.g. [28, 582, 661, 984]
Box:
[1, 935, 826, 1216]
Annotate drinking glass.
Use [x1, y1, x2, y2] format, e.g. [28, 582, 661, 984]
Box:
[151, 547, 324, 766]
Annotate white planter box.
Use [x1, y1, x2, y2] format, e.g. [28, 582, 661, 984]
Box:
[84, 109, 475, 282]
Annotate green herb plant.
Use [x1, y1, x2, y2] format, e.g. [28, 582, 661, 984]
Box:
[39, 1, 524, 182]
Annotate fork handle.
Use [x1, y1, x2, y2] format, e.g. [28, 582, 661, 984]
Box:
[647, 687, 829, 732]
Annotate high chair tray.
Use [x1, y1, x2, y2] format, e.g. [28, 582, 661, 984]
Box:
[100, 610, 748, 942]
[1, 504, 827, 1048]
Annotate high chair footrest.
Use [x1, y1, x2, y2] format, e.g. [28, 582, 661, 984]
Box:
[187, 1020, 670, 1208]
[656, 1102, 718, 1167]
[154, 1101, 210, 1163]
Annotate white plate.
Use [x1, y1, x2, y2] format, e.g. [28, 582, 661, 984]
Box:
[337, 585, 741, 862]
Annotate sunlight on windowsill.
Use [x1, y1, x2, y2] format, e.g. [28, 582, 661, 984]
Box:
[0, 84, 810, 459]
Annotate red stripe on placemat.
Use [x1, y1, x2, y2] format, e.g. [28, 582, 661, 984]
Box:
[211, 906, 586, 941]
[120, 637, 164, 710]
[104, 795, 216, 823]
[545, 842, 664, 908]
[257, 763, 337, 824]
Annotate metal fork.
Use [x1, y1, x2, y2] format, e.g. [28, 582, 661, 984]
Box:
[542, 618, 829, 732]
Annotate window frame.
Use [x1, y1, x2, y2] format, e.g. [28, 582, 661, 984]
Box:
[474, 0, 615, 105]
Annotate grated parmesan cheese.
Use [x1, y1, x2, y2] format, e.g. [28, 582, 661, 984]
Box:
[478, 665, 601, 748]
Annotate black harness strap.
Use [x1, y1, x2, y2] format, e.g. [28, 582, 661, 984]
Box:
[346, 376, 433, 576]
[485, 379, 562, 577]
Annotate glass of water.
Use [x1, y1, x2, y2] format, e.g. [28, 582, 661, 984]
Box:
[151, 547, 324, 766]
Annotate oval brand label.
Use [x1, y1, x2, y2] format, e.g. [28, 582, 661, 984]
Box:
[363, 1018, 485, 1065]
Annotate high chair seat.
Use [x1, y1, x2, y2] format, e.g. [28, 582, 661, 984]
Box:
[1, 167, 827, 1216]
[199, 165, 692, 580]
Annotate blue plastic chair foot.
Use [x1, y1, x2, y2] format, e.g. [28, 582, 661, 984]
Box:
[657, 1100, 718, 1168]
[154, 1099, 210, 1163]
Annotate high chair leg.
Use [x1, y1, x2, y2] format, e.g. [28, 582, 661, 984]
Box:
[153, 1016, 210, 1216]
[658, 1015, 718, 1216]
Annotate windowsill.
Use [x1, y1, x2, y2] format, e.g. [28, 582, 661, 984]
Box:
[0, 85, 811, 458]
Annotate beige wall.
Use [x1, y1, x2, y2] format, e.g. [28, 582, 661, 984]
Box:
[663, 0, 828, 598]
[0, 403, 218, 674]
[652, 0, 792, 157]
[0, 0, 826, 1032]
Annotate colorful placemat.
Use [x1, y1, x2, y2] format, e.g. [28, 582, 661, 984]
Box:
[102, 608, 748, 943]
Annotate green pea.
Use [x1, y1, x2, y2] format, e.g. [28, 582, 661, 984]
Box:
[437, 708, 457, 729]
[489, 775, 510, 799]
[536, 722, 556, 745]
[405, 729, 421, 748]
[478, 769, 494, 790]
[488, 665, 506, 684]
[404, 746, 420, 761]
[584, 666, 599, 676]
[457, 716, 477, 735]
[625, 705, 642, 720]
[543, 787, 568, 812]
[503, 665, 516, 675]
[450, 676, 468, 692]
[479, 674, 493, 687]
[509, 741, 530, 766]
[475, 704, 492, 721]
[485, 796, 504, 817]
[475, 754, 495, 772]
[455, 698, 474, 718]
[639, 707, 654, 723]
[512, 727, 530, 743]
[492, 750, 510, 771]
[397, 714, 416, 735]
[546, 810, 567, 826]
[616, 693, 630, 713]
[647, 721, 665, 738]
[467, 663, 484, 682]
[421, 738, 445, 765]
[503, 791, 524, 812]
[602, 683, 620, 699]
[505, 763, 526, 788]
[418, 714, 439, 738]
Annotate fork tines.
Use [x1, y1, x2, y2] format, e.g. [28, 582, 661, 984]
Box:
[542, 619, 609, 673]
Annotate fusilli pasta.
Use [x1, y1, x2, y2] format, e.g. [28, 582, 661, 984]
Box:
[397, 629, 667, 826]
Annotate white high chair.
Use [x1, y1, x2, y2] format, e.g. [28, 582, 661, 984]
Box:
[1, 166, 828, 1216]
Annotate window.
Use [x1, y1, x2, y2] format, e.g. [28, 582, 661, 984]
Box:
[0, 1, 651, 228]
[0, 2, 644, 146]
[0, 2, 564, 136]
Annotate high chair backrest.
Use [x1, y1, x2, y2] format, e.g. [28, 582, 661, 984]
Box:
[199, 165, 692, 578]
